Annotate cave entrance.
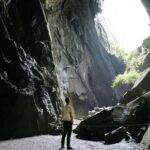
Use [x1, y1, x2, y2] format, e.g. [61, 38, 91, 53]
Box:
[98, 0, 150, 53]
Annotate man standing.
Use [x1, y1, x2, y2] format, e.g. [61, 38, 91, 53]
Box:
[61, 97, 73, 150]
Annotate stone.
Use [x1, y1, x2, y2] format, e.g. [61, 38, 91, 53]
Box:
[125, 93, 149, 139]
[74, 108, 121, 140]
[136, 126, 148, 143]
[74, 91, 150, 142]
[132, 68, 150, 92]
[119, 89, 142, 104]
[140, 127, 150, 150]
[104, 126, 129, 144]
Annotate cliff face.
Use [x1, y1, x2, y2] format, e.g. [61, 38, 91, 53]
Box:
[0, 0, 60, 139]
[46, 0, 125, 115]
[141, 0, 150, 18]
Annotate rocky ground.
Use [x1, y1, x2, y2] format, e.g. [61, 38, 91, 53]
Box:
[0, 134, 139, 150]
[0, 121, 139, 150]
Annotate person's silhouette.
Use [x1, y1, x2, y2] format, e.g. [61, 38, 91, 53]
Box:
[60, 97, 73, 150]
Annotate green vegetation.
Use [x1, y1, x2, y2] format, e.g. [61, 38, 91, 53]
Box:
[111, 71, 140, 89]
[112, 46, 128, 63]
[111, 45, 148, 89]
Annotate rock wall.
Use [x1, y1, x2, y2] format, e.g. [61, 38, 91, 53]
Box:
[74, 70, 150, 144]
[141, 0, 150, 18]
[0, 0, 60, 139]
[46, 0, 125, 116]
[73, 0, 150, 147]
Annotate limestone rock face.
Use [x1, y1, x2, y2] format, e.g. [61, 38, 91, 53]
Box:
[46, 0, 125, 115]
[0, 0, 60, 139]
[141, 0, 150, 19]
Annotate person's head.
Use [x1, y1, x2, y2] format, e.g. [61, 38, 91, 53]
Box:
[65, 97, 70, 105]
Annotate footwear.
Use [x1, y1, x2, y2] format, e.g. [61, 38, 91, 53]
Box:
[67, 146, 73, 150]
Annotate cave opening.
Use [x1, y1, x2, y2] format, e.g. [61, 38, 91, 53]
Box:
[98, 0, 150, 53]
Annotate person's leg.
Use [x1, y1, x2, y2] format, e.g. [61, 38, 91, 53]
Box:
[61, 122, 67, 148]
[67, 121, 72, 148]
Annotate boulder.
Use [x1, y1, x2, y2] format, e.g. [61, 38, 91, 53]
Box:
[74, 91, 150, 142]
[132, 68, 150, 92]
[112, 104, 129, 123]
[125, 93, 149, 139]
[136, 126, 148, 143]
[140, 127, 150, 150]
[119, 88, 143, 104]
[104, 126, 129, 144]
[74, 108, 121, 140]
[119, 69, 150, 104]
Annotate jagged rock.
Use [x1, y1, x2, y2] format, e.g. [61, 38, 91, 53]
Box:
[114, 92, 149, 139]
[47, 123, 63, 135]
[0, 0, 60, 140]
[119, 69, 150, 104]
[140, 127, 150, 150]
[104, 126, 129, 144]
[119, 89, 143, 104]
[115, 68, 150, 142]
[74, 91, 150, 142]
[132, 68, 150, 92]
[125, 94, 149, 139]
[74, 108, 121, 140]
[136, 126, 148, 143]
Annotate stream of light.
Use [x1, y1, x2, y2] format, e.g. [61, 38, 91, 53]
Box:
[101, 0, 150, 52]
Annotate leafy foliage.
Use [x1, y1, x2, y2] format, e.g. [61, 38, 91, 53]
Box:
[111, 71, 140, 89]
[126, 47, 149, 72]
[112, 38, 150, 90]
[112, 46, 128, 63]
[111, 46, 146, 89]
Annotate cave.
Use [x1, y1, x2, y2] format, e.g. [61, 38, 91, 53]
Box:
[0, 0, 150, 149]
[46, 0, 150, 116]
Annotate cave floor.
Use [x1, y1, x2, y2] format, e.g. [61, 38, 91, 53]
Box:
[0, 133, 139, 150]
[0, 120, 139, 150]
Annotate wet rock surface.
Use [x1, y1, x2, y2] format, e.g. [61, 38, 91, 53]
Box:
[0, 0, 60, 139]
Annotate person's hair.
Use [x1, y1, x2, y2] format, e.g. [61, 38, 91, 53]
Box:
[65, 97, 70, 105]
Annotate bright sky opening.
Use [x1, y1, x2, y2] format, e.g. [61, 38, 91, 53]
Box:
[102, 0, 150, 52]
